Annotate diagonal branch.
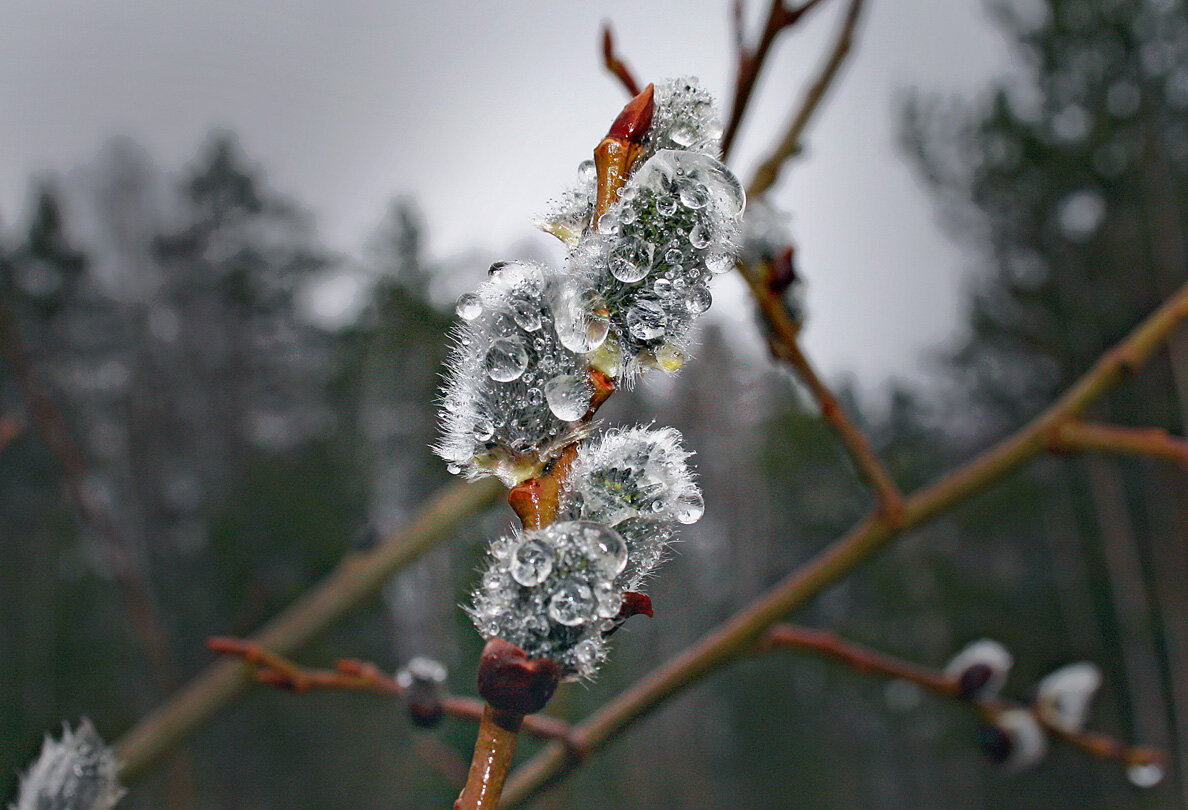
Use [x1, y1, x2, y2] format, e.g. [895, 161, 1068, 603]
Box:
[600, 23, 641, 97]
[112, 476, 503, 783]
[498, 281, 1188, 807]
[1048, 420, 1188, 466]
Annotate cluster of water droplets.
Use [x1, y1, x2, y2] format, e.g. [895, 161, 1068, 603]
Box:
[13, 719, 126, 810]
[575, 148, 744, 380]
[436, 260, 599, 484]
[559, 426, 702, 589]
[643, 77, 724, 160]
[470, 520, 636, 677]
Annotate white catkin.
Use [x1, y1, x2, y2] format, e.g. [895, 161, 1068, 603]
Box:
[12, 719, 125, 810]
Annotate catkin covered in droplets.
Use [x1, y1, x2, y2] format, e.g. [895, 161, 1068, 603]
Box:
[13, 720, 126, 810]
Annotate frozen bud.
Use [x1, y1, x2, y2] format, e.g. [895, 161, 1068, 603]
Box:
[978, 709, 1048, 773]
[435, 261, 597, 485]
[1035, 661, 1102, 733]
[559, 425, 700, 589]
[397, 657, 448, 728]
[944, 639, 1013, 700]
[468, 521, 633, 680]
[13, 719, 126, 810]
[644, 76, 724, 160]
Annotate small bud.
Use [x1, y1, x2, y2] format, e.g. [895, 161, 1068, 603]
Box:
[397, 657, 448, 728]
[944, 639, 1013, 700]
[979, 709, 1048, 773]
[13, 719, 126, 810]
[1035, 661, 1102, 733]
[476, 638, 561, 715]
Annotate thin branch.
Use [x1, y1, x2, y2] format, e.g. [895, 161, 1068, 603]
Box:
[1049, 421, 1188, 466]
[747, 0, 866, 197]
[600, 23, 641, 97]
[721, 0, 832, 159]
[113, 476, 503, 783]
[761, 624, 1166, 770]
[498, 281, 1188, 807]
[0, 412, 25, 454]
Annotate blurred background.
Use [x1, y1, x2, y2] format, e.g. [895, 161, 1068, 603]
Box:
[2, 0, 1187, 807]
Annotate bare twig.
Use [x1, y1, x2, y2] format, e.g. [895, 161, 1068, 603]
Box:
[498, 281, 1188, 807]
[601, 23, 641, 97]
[761, 624, 1166, 770]
[1049, 421, 1188, 466]
[113, 476, 503, 782]
[747, 0, 866, 196]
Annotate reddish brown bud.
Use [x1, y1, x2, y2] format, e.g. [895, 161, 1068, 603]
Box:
[594, 84, 655, 223]
[603, 591, 654, 638]
[605, 83, 654, 144]
[477, 638, 560, 716]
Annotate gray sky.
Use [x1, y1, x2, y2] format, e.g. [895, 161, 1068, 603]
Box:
[1, 0, 1016, 392]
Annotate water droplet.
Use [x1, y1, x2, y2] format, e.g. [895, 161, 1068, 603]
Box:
[489, 260, 511, 276]
[548, 579, 595, 626]
[1127, 762, 1164, 788]
[446, 462, 462, 475]
[473, 418, 494, 441]
[510, 538, 555, 586]
[526, 386, 544, 406]
[654, 278, 674, 297]
[680, 183, 709, 210]
[484, 337, 529, 382]
[594, 581, 622, 618]
[619, 205, 638, 225]
[609, 241, 653, 283]
[626, 300, 667, 341]
[544, 374, 592, 421]
[574, 522, 628, 576]
[510, 294, 542, 331]
[456, 293, 482, 320]
[674, 490, 704, 524]
[656, 195, 678, 216]
[577, 160, 596, 184]
[706, 252, 735, 274]
[554, 290, 610, 353]
[597, 212, 621, 234]
[686, 286, 712, 313]
[670, 122, 697, 148]
[574, 637, 600, 668]
[656, 343, 686, 372]
[689, 223, 711, 249]
[665, 247, 684, 264]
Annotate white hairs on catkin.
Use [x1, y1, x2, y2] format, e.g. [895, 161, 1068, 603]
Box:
[12, 720, 125, 810]
[439, 77, 743, 680]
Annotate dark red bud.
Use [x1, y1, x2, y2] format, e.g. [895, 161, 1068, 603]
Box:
[476, 638, 560, 716]
[605, 84, 655, 145]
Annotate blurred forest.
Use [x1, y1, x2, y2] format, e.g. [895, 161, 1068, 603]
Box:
[3, 0, 1188, 807]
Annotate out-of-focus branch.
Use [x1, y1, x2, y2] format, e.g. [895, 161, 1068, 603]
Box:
[1048, 421, 1188, 466]
[721, 0, 831, 159]
[0, 294, 180, 691]
[761, 624, 1166, 770]
[600, 23, 641, 97]
[498, 281, 1188, 807]
[747, 0, 866, 196]
[0, 412, 25, 454]
[207, 637, 577, 745]
[113, 476, 503, 783]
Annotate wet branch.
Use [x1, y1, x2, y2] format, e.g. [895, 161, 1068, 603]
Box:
[1048, 420, 1188, 466]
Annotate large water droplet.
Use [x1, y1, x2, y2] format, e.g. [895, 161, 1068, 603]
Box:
[510, 294, 542, 331]
[485, 337, 529, 382]
[656, 195, 678, 217]
[597, 212, 621, 234]
[689, 223, 711, 249]
[554, 290, 610, 353]
[573, 521, 628, 576]
[609, 241, 653, 283]
[594, 581, 622, 618]
[686, 285, 712, 313]
[472, 417, 494, 441]
[680, 183, 709, 210]
[656, 343, 686, 372]
[1127, 762, 1164, 788]
[456, 292, 482, 320]
[665, 247, 685, 265]
[706, 252, 735, 274]
[548, 579, 595, 626]
[577, 159, 596, 184]
[626, 300, 668, 341]
[670, 122, 698, 148]
[544, 374, 592, 421]
[654, 278, 674, 297]
[674, 490, 705, 524]
[510, 538, 555, 586]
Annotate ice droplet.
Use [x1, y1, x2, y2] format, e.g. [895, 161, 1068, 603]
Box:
[689, 223, 711, 249]
[609, 241, 653, 283]
[510, 539, 555, 586]
[455, 293, 482, 320]
[484, 337, 529, 382]
[544, 374, 592, 421]
[574, 521, 628, 576]
[549, 580, 595, 626]
[674, 490, 705, 524]
[626, 300, 668, 341]
[686, 285, 712, 313]
[1127, 762, 1164, 788]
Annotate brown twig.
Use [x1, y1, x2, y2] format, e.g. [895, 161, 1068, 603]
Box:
[1048, 421, 1188, 466]
[600, 23, 641, 97]
[113, 476, 503, 782]
[498, 281, 1188, 807]
[760, 624, 1166, 770]
[747, 0, 866, 196]
[721, 0, 832, 159]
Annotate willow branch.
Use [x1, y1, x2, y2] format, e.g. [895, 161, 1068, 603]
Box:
[721, 0, 832, 159]
[113, 476, 502, 783]
[600, 23, 641, 97]
[747, 0, 866, 197]
[1048, 421, 1188, 467]
[498, 282, 1188, 807]
[761, 624, 1166, 769]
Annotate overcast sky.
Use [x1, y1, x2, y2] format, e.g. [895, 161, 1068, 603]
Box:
[1, 0, 1017, 394]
